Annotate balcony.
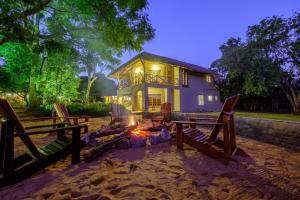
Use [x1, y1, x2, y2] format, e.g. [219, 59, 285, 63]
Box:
[145, 74, 179, 86]
[118, 73, 178, 89]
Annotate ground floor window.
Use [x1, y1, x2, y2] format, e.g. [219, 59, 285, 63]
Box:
[149, 94, 161, 107]
[208, 95, 213, 102]
[198, 95, 204, 105]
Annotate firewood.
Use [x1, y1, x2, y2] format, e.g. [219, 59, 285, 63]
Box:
[96, 127, 126, 137]
[83, 130, 131, 162]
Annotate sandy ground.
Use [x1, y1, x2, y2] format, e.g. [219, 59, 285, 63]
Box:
[0, 117, 299, 200]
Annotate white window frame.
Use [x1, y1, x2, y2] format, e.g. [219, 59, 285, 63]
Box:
[207, 95, 213, 102]
[215, 95, 218, 101]
[198, 95, 205, 105]
[206, 75, 212, 83]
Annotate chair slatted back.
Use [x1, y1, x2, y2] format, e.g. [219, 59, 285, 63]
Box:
[0, 99, 41, 158]
[111, 103, 130, 121]
[161, 102, 172, 122]
[208, 94, 240, 141]
[54, 103, 71, 124]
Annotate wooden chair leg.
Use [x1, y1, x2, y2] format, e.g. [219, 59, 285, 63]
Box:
[57, 123, 65, 140]
[176, 124, 183, 150]
[229, 115, 237, 152]
[84, 117, 88, 132]
[190, 118, 196, 129]
[71, 127, 81, 164]
[3, 119, 14, 176]
[223, 124, 231, 155]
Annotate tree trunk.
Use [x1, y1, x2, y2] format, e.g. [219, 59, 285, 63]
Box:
[85, 76, 98, 103]
[28, 82, 39, 111]
[280, 83, 300, 114]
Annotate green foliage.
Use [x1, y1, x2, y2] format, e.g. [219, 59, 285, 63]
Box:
[38, 102, 111, 117]
[211, 12, 300, 113]
[0, 0, 154, 109]
[67, 103, 111, 117]
[0, 42, 35, 93]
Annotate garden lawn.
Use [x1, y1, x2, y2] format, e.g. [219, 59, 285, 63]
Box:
[203, 112, 300, 122]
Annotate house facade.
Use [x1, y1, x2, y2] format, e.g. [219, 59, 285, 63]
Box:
[108, 52, 221, 113]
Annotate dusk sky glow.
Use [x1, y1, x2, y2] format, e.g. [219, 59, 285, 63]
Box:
[121, 0, 299, 69]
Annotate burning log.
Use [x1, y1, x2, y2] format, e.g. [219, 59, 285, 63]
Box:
[96, 127, 126, 137]
[82, 127, 135, 162]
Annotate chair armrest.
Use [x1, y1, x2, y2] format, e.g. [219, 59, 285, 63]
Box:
[25, 122, 68, 130]
[172, 121, 225, 126]
[189, 117, 216, 121]
[15, 124, 88, 136]
[20, 117, 59, 122]
[70, 115, 91, 119]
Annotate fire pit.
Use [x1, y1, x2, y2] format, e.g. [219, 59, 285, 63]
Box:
[129, 127, 148, 148]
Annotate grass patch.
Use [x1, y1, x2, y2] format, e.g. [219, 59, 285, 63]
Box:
[202, 112, 300, 122]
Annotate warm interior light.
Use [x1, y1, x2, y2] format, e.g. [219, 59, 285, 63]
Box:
[135, 67, 143, 74]
[128, 115, 135, 126]
[152, 65, 159, 71]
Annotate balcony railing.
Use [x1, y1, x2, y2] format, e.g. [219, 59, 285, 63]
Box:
[118, 73, 179, 89]
[145, 74, 179, 86]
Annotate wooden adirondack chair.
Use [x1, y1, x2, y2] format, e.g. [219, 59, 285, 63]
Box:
[109, 103, 131, 125]
[151, 102, 172, 125]
[174, 94, 240, 160]
[0, 99, 87, 187]
[53, 102, 89, 132]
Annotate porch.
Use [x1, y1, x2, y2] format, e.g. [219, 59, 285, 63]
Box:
[117, 87, 181, 113]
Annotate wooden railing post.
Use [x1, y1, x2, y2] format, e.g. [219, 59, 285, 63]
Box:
[71, 127, 81, 164]
[2, 119, 15, 176]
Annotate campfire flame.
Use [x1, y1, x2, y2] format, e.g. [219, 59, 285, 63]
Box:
[128, 115, 136, 126]
[131, 127, 147, 137]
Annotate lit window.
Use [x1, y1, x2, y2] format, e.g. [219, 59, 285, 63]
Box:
[182, 70, 189, 87]
[206, 75, 212, 83]
[215, 96, 218, 101]
[149, 94, 161, 107]
[198, 95, 204, 105]
[208, 95, 213, 102]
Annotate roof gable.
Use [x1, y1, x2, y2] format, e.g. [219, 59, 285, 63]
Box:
[109, 52, 214, 76]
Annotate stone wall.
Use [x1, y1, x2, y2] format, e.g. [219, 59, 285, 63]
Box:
[235, 117, 300, 151]
[173, 112, 300, 151]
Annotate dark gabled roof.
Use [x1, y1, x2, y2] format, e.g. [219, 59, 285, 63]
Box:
[108, 52, 214, 76]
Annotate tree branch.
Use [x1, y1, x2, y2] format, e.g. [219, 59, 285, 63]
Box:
[22, 0, 53, 17]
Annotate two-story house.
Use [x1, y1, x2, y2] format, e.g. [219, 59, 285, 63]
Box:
[108, 52, 221, 113]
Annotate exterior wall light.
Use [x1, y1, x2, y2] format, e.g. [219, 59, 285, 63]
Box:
[152, 65, 159, 71]
[135, 67, 143, 74]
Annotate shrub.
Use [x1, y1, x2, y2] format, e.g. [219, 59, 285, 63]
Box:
[38, 102, 111, 117]
[66, 102, 111, 117]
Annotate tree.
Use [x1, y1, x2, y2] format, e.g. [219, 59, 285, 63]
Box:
[0, 42, 36, 105]
[0, 0, 155, 109]
[246, 13, 300, 113]
[211, 38, 281, 101]
[211, 12, 300, 113]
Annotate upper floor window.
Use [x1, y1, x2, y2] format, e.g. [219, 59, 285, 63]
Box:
[198, 95, 204, 105]
[182, 70, 189, 87]
[206, 75, 212, 83]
